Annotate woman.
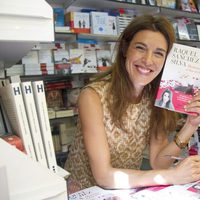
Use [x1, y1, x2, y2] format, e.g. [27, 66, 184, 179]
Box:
[65, 15, 200, 192]
[155, 89, 174, 110]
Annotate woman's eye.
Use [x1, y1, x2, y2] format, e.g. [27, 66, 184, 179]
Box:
[135, 45, 145, 51]
[155, 52, 165, 57]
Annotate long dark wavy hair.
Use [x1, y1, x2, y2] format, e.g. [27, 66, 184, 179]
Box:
[93, 15, 179, 137]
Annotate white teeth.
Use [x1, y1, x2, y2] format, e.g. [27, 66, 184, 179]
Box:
[137, 66, 151, 74]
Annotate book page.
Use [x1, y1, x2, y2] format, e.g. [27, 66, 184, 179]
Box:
[69, 184, 200, 200]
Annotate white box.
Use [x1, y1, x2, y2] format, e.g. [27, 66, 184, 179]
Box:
[66, 12, 90, 33]
[22, 51, 39, 64]
[0, 138, 69, 200]
[38, 49, 53, 64]
[107, 16, 118, 36]
[83, 49, 98, 73]
[90, 11, 109, 35]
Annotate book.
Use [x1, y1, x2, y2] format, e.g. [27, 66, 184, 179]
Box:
[5, 64, 24, 77]
[59, 123, 76, 146]
[53, 49, 70, 64]
[48, 108, 56, 119]
[1, 134, 25, 152]
[0, 102, 7, 136]
[45, 80, 72, 91]
[186, 18, 199, 41]
[161, 0, 176, 8]
[107, 16, 118, 36]
[82, 49, 98, 73]
[156, 0, 162, 6]
[177, 18, 190, 40]
[55, 108, 74, 118]
[69, 48, 85, 74]
[32, 80, 58, 173]
[0, 80, 36, 161]
[21, 81, 48, 168]
[69, 181, 200, 200]
[38, 49, 53, 64]
[177, 0, 191, 11]
[189, 125, 200, 155]
[21, 51, 39, 64]
[147, 0, 157, 6]
[194, 19, 200, 40]
[53, 7, 65, 27]
[90, 11, 109, 35]
[116, 14, 134, 34]
[53, 49, 71, 74]
[67, 88, 81, 108]
[196, 0, 200, 12]
[189, 0, 198, 12]
[65, 12, 90, 34]
[96, 49, 112, 72]
[24, 63, 54, 75]
[52, 133, 62, 152]
[69, 183, 200, 199]
[155, 43, 200, 115]
[46, 89, 64, 109]
[0, 97, 12, 134]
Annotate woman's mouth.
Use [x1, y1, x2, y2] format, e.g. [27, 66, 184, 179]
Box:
[136, 65, 152, 74]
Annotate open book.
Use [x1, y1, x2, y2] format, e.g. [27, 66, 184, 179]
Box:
[155, 43, 200, 115]
[69, 182, 200, 200]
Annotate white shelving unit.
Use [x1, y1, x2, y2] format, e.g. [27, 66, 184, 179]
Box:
[46, 0, 200, 18]
[46, 0, 200, 46]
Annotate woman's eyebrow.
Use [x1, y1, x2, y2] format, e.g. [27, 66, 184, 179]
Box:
[134, 42, 145, 46]
[156, 48, 167, 53]
[134, 42, 167, 53]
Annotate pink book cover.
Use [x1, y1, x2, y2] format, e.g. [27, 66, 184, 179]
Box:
[187, 181, 200, 193]
[155, 43, 200, 115]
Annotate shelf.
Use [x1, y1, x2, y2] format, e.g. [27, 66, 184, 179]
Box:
[20, 73, 97, 82]
[159, 7, 200, 19]
[55, 32, 77, 42]
[54, 30, 200, 46]
[55, 31, 119, 42]
[47, 0, 200, 19]
[77, 33, 119, 42]
[20, 74, 73, 81]
[177, 39, 200, 48]
[47, 0, 159, 14]
[50, 116, 78, 124]
[48, 0, 200, 43]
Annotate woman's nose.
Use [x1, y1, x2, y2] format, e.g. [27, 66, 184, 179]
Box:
[142, 52, 154, 65]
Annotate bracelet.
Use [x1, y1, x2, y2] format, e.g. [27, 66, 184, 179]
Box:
[174, 134, 189, 149]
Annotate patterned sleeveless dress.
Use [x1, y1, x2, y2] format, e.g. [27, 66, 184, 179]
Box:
[65, 80, 152, 191]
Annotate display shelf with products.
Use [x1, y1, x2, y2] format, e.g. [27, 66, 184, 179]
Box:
[48, 0, 200, 47]
[47, 0, 159, 13]
[55, 32, 119, 43]
[46, 0, 200, 18]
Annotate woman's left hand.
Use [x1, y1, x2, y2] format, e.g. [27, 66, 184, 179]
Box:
[185, 91, 200, 126]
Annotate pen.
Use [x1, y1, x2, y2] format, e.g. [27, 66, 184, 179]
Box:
[164, 155, 185, 160]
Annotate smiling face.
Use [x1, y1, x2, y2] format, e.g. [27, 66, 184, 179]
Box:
[125, 30, 168, 95]
[163, 91, 170, 103]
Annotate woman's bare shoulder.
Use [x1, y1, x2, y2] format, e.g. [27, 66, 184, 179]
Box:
[78, 87, 101, 106]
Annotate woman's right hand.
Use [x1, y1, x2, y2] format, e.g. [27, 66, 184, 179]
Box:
[172, 155, 200, 184]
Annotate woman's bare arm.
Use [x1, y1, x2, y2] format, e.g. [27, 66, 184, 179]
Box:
[78, 88, 200, 189]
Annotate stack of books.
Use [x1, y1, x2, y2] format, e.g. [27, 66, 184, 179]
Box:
[0, 76, 60, 174]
